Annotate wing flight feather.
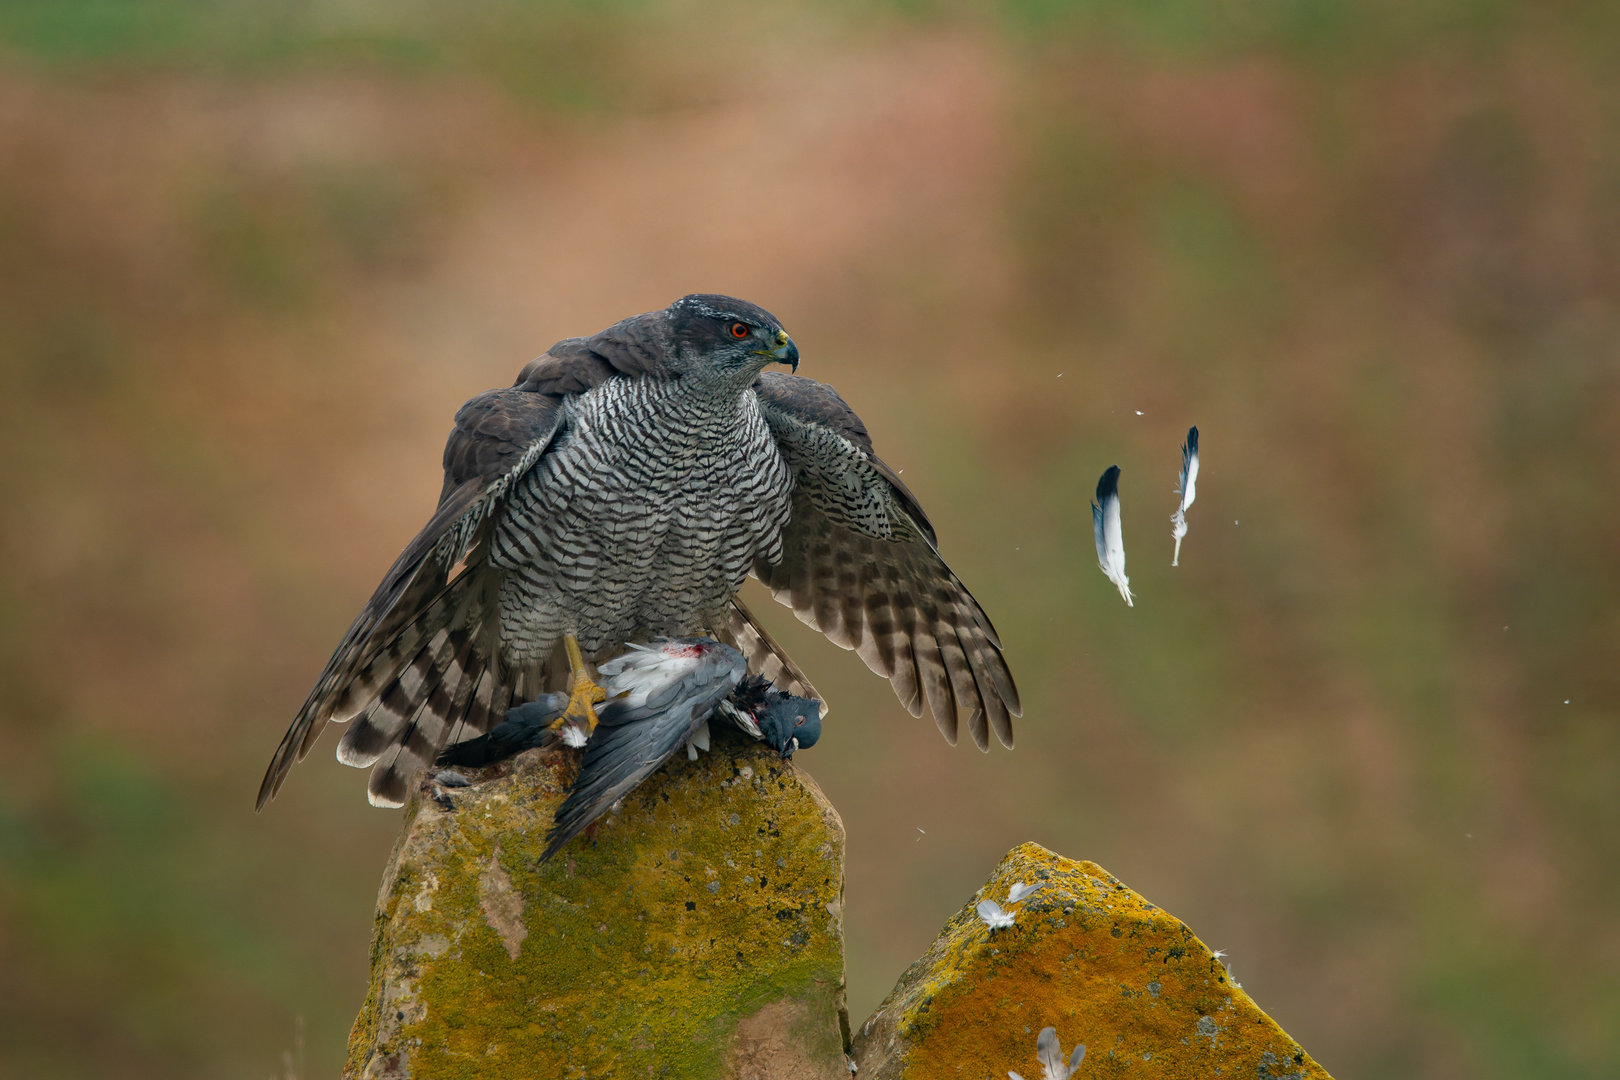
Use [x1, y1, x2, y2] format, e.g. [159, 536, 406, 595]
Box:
[256, 343, 622, 810]
[751, 372, 1019, 750]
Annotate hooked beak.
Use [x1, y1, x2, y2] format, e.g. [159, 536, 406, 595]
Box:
[756, 329, 798, 372]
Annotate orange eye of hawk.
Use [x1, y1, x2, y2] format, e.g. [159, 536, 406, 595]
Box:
[729, 322, 749, 339]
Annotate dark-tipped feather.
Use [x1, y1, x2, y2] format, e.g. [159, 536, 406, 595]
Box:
[436, 692, 568, 767]
[710, 595, 823, 713]
[751, 372, 1019, 750]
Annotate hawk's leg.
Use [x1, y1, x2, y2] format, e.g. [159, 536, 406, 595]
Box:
[550, 633, 606, 748]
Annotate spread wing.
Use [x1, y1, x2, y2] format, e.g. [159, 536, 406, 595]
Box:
[255, 341, 628, 810]
[751, 372, 1020, 750]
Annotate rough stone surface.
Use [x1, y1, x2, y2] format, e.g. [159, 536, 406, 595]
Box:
[850, 843, 1334, 1080]
[343, 729, 848, 1079]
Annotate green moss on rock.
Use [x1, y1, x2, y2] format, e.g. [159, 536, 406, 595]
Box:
[344, 730, 849, 1079]
[851, 843, 1333, 1080]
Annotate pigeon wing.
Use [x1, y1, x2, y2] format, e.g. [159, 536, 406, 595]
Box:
[434, 691, 569, 768]
[542, 662, 741, 861]
[595, 640, 747, 725]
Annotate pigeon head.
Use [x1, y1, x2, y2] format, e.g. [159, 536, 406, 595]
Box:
[666, 294, 798, 378]
[757, 694, 821, 757]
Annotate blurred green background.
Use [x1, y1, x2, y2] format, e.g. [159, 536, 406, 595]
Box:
[1, 1, 1617, 1076]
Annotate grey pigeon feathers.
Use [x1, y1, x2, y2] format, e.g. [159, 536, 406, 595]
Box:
[976, 899, 1016, 930]
[1006, 880, 1045, 903]
[1091, 465, 1133, 606]
[431, 637, 823, 862]
[1171, 425, 1199, 566]
[544, 638, 823, 860]
[1009, 1025, 1086, 1080]
[976, 880, 1046, 931]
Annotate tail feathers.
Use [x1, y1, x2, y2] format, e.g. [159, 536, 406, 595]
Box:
[321, 608, 515, 809]
[712, 595, 825, 718]
[336, 626, 454, 768]
[363, 635, 516, 809]
[256, 567, 475, 813]
[326, 579, 468, 745]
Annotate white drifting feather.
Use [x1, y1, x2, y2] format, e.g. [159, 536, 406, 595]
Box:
[1012, 1027, 1086, 1079]
[1007, 881, 1045, 904]
[1091, 465, 1133, 606]
[1170, 425, 1199, 567]
[1033, 1027, 1087, 1079]
[976, 899, 1016, 930]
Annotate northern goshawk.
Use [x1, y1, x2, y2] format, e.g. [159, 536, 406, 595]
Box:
[256, 294, 1020, 810]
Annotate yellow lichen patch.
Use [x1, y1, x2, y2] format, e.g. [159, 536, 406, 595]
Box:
[851, 843, 1333, 1080]
[344, 732, 849, 1080]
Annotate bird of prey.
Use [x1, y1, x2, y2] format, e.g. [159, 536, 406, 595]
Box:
[256, 294, 1019, 811]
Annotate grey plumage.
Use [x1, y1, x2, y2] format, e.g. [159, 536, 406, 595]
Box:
[257, 294, 1020, 811]
[754, 690, 821, 754]
[436, 640, 820, 847]
[432, 692, 569, 768]
[542, 638, 817, 861]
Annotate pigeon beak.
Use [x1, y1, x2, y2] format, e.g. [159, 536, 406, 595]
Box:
[785, 736, 799, 757]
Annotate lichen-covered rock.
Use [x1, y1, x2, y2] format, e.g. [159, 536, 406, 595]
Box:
[851, 843, 1333, 1080]
[344, 731, 849, 1079]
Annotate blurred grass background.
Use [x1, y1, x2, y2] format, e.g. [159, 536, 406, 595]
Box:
[1, 1, 1617, 1076]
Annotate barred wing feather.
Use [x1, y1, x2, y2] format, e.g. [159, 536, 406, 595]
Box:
[254, 350, 613, 810]
[751, 372, 1020, 751]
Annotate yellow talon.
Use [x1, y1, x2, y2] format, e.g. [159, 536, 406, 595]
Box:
[550, 633, 606, 747]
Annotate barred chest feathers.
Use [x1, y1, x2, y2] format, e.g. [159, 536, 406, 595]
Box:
[489, 375, 793, 660]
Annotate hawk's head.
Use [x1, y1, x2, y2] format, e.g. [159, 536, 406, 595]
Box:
[667, 294, 799, 377]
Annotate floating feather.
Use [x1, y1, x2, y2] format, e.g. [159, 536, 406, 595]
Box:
[1037, 1027, 1087, 1079]
[1091, 465, 1133, 606]
[976, 899, 1016, 930]
[1010, 1027, 1087, 1080]
[1007, 881, 1046, 904]
[1170, 426, 1199, 566]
